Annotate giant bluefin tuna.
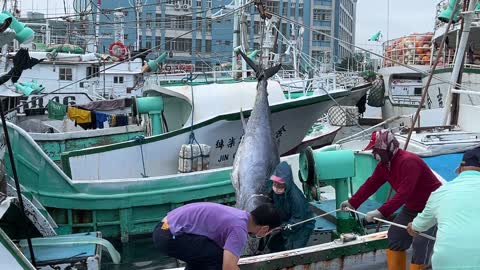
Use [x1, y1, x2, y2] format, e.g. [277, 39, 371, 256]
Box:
[231, 50, 281, 212]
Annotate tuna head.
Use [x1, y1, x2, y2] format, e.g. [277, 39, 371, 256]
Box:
[231, 50, 281, 212]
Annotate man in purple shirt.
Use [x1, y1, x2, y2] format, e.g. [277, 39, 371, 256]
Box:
[153, 202, 282, 270]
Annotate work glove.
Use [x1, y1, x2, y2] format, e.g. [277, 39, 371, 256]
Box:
[340, 200, 354, 211]
[365, 209, 383, 223]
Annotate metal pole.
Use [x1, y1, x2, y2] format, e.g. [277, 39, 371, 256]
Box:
[103, 60, 106, 98]
[46, 20, 51, 45]
[0, 99, 36, 266]
[403, 1, 458, 150]
[94, 0, 101, 53]
[442, 0, 477, 125]
[135, 0, 142, 51]
[232, 0, 240, 78]
[386, 0, 389, 45]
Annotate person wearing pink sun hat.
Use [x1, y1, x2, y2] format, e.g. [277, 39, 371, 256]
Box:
[266, 161, 315, 252]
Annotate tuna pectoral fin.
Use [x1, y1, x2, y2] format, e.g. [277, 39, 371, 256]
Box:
[240, 108, 247, 132]
[264, 64, 282, 79]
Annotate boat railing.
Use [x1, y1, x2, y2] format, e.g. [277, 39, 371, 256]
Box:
[280, 78, 315, 99]
[336, 115, 414, 145]
[439, 62, 480, 70]
[277, 70, 299, 79]
[333, 72, 364, 88]
[279, 75, 345, 99]
[145, 70, 253, 86]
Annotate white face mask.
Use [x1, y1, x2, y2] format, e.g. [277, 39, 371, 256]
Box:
[272, 185, 285, 194]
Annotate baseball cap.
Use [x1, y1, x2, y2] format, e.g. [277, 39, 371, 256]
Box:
[363, 131, 377, 151]
[460, 146, 480, 167]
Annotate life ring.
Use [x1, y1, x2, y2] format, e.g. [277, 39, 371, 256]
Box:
[165, 65, 172, 71]
[108, 41, 127, 59]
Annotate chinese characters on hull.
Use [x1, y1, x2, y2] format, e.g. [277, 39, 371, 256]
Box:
[213, 125, 287, 164]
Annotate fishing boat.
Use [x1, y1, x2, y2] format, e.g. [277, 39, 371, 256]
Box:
[59, 76, 352, 180]
[6, 113, 464, 269]
[343, 0, 480, 182]
[3, 118, 399, 268]
[375, 0, 480, 128]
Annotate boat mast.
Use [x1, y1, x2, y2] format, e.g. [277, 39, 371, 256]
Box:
[232, 0, 240, 78]
[94, 0, 101, 53]
[240, 1, 248, 79]
[291, 24, 298, 78]
[442, 0, 476, 125]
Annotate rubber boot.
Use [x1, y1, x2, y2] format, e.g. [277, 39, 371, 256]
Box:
[386, 249, 407, 270]
[410, 264, 428, 270]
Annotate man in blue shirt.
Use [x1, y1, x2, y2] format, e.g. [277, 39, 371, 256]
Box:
[407, 146, 480, 269]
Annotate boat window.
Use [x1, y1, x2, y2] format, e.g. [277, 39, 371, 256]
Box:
[86, 66, 99, 79]
[414, 87, 422, 95]
[59, 68, 73, 81]
[114, 76, 124, 84]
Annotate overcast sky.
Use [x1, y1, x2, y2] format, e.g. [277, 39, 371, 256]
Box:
[19, 0, 438, 55]
[355, 0, 437, 55]
[20, 0, 68, 17]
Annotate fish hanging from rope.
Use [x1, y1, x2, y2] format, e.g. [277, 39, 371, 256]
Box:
[231, 50, 281, 212]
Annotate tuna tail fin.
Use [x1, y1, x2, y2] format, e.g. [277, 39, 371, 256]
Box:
[238, 50, 259, 74]
[238, 49, 281, 80]
[264, 64, 282, 79]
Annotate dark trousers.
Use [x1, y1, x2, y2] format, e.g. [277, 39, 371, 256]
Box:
[152, 222, 223, 270]
[388, 207, 437, 265]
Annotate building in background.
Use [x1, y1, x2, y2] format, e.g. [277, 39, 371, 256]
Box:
[75, 0, 356, 71]
[21, 11, 88, 49]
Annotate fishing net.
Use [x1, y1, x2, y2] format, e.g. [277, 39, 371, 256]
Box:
[367, 77, 386, 107]
[327, 106, 359, 126]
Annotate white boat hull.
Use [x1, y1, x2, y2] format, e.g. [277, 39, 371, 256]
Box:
[64, 92, 349, 180]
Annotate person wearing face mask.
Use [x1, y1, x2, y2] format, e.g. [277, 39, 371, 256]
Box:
[267, 161, 315, 252]
[153, 202, 281, 270]
[340, 129, 441, 270]
[406, 146, 480, 269]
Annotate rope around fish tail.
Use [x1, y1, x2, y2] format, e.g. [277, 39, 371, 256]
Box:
[263, 208, 341, 237]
